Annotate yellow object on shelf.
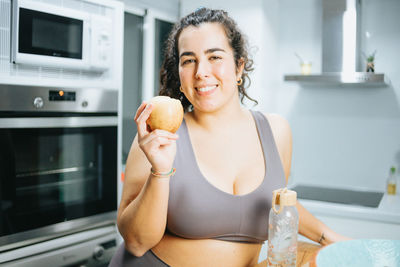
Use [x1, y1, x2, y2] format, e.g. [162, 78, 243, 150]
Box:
[300, 62, 312, 75]
[387, 166, 397, 195]
[387, 183, 396, 195]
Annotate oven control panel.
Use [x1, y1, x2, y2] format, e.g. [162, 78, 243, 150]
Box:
[49, 90, 76, 101]
[0, 85, 118, 113]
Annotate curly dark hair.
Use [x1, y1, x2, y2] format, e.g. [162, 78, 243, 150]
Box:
[159, 7, 258, 112]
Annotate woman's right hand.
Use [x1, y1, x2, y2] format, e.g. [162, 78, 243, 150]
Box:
[134, 102, 179, 173]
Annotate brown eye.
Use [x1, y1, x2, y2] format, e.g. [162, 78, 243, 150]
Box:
[210, 56, 221, 61]
[182, 59, 195, 65]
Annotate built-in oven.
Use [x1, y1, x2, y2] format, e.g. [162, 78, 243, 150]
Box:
[0, 85, 118, 266]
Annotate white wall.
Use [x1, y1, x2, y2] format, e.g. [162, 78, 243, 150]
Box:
[181, 0, 400, 192]
[277, 0, 400, 191]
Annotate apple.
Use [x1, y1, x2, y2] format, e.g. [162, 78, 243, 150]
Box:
[146, 96, 184, 133]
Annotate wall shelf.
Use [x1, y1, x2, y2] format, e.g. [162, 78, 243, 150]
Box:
[284, 72, 390, 87]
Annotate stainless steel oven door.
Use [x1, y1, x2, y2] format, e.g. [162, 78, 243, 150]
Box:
[0, 116, 118, 251]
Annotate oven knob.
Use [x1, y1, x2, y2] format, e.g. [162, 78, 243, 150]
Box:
[33, 97, 44, 109]
[93, 245, 105, 260]
[82, 100, 88, 108]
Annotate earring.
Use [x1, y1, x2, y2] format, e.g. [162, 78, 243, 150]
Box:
[237, 78, 243, 86]
[179, 86, 183, 92]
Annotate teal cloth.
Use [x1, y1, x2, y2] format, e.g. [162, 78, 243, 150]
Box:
[316, 239, 400, 267]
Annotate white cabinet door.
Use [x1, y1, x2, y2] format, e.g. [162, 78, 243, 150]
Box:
[315, 215, 400, 240]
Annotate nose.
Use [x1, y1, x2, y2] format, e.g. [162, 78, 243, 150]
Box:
[195, 59, 210, 79]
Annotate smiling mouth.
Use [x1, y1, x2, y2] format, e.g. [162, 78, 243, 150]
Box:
[196, 85, 218, 92]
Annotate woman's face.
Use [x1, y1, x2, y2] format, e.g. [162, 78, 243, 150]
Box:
[178, 22, 243, 113]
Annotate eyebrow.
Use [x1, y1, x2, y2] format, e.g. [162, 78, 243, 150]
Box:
[179, 48, 226, 59]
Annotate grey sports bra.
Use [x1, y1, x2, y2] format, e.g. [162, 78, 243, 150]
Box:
[167, 110, 286, 243]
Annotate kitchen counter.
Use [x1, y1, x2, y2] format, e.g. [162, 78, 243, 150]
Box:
[299, 194, 400, 224]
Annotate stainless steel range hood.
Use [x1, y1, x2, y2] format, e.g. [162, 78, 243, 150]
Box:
[284, 72, 388, 85]
[284, 0, 389, 86]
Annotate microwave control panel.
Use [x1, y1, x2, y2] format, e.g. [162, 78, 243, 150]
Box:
[89, 15, 113, 71]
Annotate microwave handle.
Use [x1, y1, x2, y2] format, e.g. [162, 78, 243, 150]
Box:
[0, 116, 117, 128]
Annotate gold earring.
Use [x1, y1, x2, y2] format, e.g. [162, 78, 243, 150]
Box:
[237, 78, 243, 86]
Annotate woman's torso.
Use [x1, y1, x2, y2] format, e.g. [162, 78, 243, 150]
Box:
[152, 110, 286, 266]
[152, 232, 262, 267]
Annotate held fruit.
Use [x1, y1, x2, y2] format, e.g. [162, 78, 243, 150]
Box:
[146, 96, 184, 133]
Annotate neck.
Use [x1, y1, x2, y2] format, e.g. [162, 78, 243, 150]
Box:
[188, 101, 248, 132]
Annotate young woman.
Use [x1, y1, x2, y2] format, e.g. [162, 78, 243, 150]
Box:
[110, 8, 348, 267]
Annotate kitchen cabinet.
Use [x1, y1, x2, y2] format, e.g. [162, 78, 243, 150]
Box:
[300, 194, 400, 240]
[154, 19, 174, 95]
[316, 214, 400, 240]
[122, 12, 144, 163]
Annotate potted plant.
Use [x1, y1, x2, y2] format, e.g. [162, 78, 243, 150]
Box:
[363, 50, 377, 72]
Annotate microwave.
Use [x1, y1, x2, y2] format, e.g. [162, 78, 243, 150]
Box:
[11, 0, 112, 71]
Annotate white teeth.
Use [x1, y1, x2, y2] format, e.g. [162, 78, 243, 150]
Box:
[197, 85, 217, 92]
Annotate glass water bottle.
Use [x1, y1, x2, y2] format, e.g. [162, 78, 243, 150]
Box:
[267, 188, 299, 267]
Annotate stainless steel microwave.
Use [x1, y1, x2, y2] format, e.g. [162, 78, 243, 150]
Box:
[11, 0, 112, 71]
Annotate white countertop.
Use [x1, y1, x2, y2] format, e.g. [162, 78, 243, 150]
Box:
[298, 193, 400, 224]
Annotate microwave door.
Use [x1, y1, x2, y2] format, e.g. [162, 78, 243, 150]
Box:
[18, 8, 83, 59]
[11, 0, 90, 69]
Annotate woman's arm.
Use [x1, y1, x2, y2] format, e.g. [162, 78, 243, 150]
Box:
[117, 103, 178, 256]
[296, 202, 350, 245]
[266, 113, 350, 246]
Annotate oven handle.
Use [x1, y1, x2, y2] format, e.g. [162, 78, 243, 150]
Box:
[0, 116, 118, 128]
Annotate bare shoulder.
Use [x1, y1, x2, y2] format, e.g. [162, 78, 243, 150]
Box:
[264, 113, 290, 130]
[262, 113, 292, 152]
[262, 113, 292, 181]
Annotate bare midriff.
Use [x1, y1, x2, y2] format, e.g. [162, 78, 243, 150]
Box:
[151, 232, 262, 267]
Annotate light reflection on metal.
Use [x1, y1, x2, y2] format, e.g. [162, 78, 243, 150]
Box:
[342, 0, 357, 73]
[284, 72, 389, 86]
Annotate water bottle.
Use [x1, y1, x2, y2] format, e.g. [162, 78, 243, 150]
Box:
[267, 188, 299, 267]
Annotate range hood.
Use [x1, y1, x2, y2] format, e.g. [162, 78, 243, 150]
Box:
[284, 0, 389, 86]
[284, 72, 388, 86]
